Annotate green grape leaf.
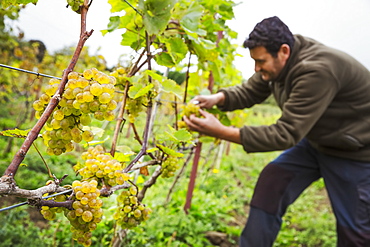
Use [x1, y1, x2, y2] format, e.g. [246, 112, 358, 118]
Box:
[198, 38, 217, 50]
[116, 145, 136, 156]
[113, 152, 131, 162]
[84, 138, 110, 147]
[104, 7, 143, 34]
[104, 16, 121, 33]
[157, 125, 193, 144]
[167, 37, 188, 63]
[156, 37, 188, 67]
[154, 52, 176, 67]
[179, 1, 204, 35]
[138, 0, 177, 35]
[173, 128, 193, 142]
[108, 0, 134, 13]
[208, 60, 221, 82]
[0, 128, 29, 138]
[161, 79, 183, 100]
[128, 82, 154, 99]
[191, 40, 217, 62]
[157, 144, 184, 157]
[146, 147, 158, 153]
[121, 30, 145, 50]
[162, 131, 178, 143]
[145, 70, 163, 82]
[199, 136, 216, 143]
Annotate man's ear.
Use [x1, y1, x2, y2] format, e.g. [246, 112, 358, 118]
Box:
[279, 44, 290, 61]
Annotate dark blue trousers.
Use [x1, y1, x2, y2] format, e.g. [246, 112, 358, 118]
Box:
[240, 139, 370, 247]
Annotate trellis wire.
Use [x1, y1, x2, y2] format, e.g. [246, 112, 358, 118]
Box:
[0, 63, 62, 80]
[0, 189, 73, 212]
[1, 63, 187, 104]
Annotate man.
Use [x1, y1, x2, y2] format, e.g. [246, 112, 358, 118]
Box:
[183, 16, 370, 246]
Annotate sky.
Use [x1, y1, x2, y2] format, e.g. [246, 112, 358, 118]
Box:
[15, 0, 370, 78]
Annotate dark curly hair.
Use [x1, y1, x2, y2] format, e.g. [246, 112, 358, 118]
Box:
[243, 16, 295, 57]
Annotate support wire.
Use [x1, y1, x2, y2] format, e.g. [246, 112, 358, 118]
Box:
[0, 189, 73, 212]
[0, 63, 62, 80]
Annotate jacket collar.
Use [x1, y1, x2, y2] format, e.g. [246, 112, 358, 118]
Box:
[273, 35, 301, 83]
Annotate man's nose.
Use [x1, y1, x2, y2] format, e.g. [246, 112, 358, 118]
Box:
[254, 63, 261, 72]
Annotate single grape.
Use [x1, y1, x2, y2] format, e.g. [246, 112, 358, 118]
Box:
[80, 114, 91, 126]
[82, 130, 94, 142]
[98, 92, 112, 104]
[68, 71, 80, 80]
[53, 109, 64, 121]
[90, 83, 103, 96]
[32, 100, 44, 111]
[49, 78, 61, 85]
[83, 69, 94, 80]
[82, 211, 93, 222]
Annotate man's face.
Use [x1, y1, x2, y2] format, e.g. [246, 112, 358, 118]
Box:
[249, 46, 288, 81]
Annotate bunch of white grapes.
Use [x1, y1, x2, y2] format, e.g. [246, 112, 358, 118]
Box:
[114, 186, 152, 229]
[161, 155, 184, 178]
[177, 102, 201, 129]
[76, 145, 130, 187]
[33, 68, 117, 155]
[67, 180, 104, 247]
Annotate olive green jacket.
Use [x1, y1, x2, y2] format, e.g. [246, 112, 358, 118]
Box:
[219, 35, 370, 161]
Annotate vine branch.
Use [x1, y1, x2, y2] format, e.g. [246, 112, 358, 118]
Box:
[109, 49, 147, 157]
[0, 181, 69, 200]
[1, 2, 93, 190]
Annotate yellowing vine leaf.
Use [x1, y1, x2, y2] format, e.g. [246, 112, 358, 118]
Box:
[0, 128, 30, 138]
[157, 144, 184, 157]
[108, 0, 139, 13]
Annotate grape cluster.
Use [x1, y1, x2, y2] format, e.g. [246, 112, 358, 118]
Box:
[66, 180, 103, 247]
[40, 193, 68, 221]
[76, 145, 130, 187]
[67, 0, 84, 12]
[177, 102, 201, 129]
[109, 67, 128, 86]
[125, 97, 147, 123]
[161, 156, 184, 178]
[110, 66, 148, 123]
[114, 186, 152, 229]
[33, 68, 117, 155]
[182, 103, 201, 117]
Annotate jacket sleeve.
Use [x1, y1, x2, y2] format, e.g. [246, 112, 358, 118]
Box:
[239, 65, 339, 153]
[218, 72, 272, 111]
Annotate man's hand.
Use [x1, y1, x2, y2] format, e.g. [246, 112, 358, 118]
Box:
[183, 109, 241, 144]
[190, 92, 225, 109]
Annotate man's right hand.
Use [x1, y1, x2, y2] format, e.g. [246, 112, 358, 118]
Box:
[190, 92, 225, 109]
